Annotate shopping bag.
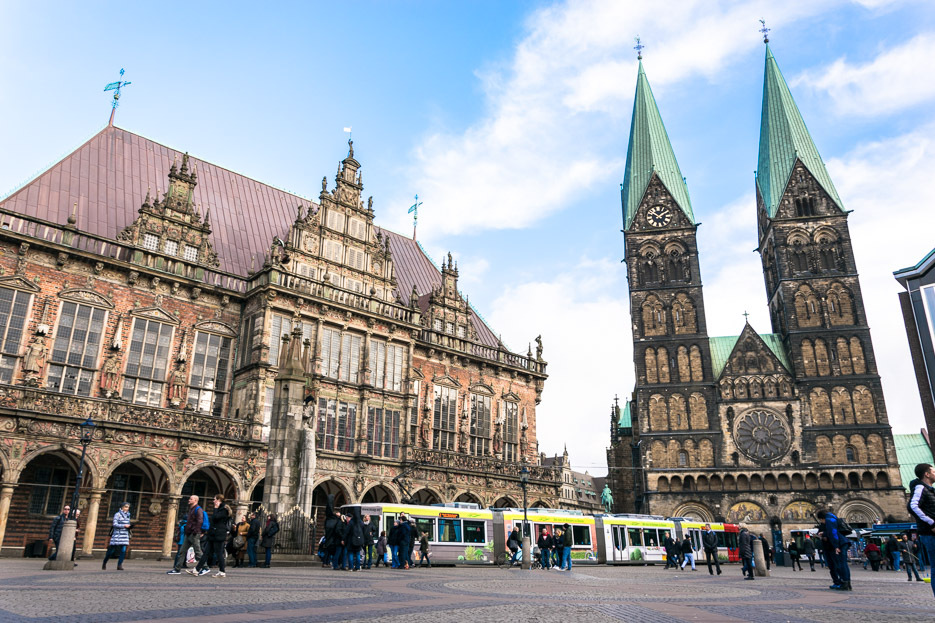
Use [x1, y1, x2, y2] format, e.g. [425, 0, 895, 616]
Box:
[186, 547, 196, 564]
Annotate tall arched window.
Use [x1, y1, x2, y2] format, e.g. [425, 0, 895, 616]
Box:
[678, 450, 688, 467]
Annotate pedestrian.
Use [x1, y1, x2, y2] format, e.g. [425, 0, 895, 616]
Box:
[168, 495, 205, 574]
[231, 514, 249, 567]
[561, 522, 573, 571]
[864, 541, 882, 571]
[507, 526, 521, 566]
[362, 514, 378, 569]
[885, 534, 899, 571]
[388, 519, 400, 568]
[261, 512, 279, 568]
[376, 530, 387, 567]
[324, 511, 340, 568]
[346, 513, 364, 571]
[908, 462, 935, 598]
[246, 511, 261, 568]
[552, 527, 564, 570]
[397, 514, 411, 570]
[418, 531, 432, 567]
[816, 509, 851, 591]
[101, 502, 132, 571]
[46, 505, 69, 561]
[912, 532, 926, 572]
[702, 524, 721, 576]
[679, 535, 696, 571]
[171, 517, 188, 570]
[537, 527, 552, 570]
[759, 534, 771, 571]
[663, 531, 679, 569]
[900, 534, 923, 581]
[192, 494, 230, 577]
[738, 524, 755, 580]
[788, 540, 803, 571]
[803, 535, 817, 572]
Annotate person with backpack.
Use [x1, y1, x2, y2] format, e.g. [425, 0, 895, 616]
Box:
[507, 526, 521, 566]
[817, 508, 851, 591]
[908, 462, 935, 598]
[738, 525, 755, 580]
[168, 495, 205, 574]
[864, 541, 882, 571]
[261, 513, 280, 568]
[192, 494, 231, 577]
[788, 540, 802, 571]
[702, 524, 721, 576]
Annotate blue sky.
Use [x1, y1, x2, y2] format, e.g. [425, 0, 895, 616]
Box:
[2, 1, 934, 476]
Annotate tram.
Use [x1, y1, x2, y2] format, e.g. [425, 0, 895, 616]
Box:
[341, 502, 739, 566]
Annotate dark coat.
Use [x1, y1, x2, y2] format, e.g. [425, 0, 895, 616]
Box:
[397, 520, 411, 547]
[324, 515, 340, 548]
[387, 523, 400, 547]
[247, 517, 261, 540]
[507, 529, 521, 552]
[347, 517, 365, 550]
[702, 529, 718, 552]
[803, 538, 816, 556]
[376, 535, 387, 556]
[207, 505, 231, 541]
[788, 542, 800, 558]
[538, 533, 553, 550]
[680, 538, 693, 555]
[261, 518, 279, 549]
[185, 504, 205, 536]
[48, 513, 67, 542]
[909, 478, 935, 537]
[664, 536, 678, 554]
[419, 534, 429, 554]
[562, 527, 573, 547]
[738, 529, 754, 559]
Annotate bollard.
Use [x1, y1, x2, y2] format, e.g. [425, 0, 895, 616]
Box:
[522, 536, 531, 570]
[43, 520, 77, 571]
[752, 538, 769, 577]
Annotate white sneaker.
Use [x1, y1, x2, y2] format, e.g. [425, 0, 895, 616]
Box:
[214, 571, 226, 577]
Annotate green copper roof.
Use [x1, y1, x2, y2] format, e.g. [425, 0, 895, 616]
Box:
[622, 61, 694, 229]
[618, 400, 632, 430]
[756, 44, 844, 217]
[709, 331, 791, 377]
[894, 433, 934, 492]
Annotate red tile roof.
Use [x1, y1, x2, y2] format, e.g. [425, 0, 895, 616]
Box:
[0, 125, 501, 347]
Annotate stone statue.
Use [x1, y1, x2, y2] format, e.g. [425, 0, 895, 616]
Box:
[493, 422, 503, 455]
[519, 427, 528, 457]
[169, 364, 187, 405]
[419, 412, 431, 448]
[601, 485, 614, 513]
[458, 411, 470, 453]
[21, 335, 47, 374]
[296, 402, 318, 513]
[100, 353, 122, 396]
[535, 335, 543, 361]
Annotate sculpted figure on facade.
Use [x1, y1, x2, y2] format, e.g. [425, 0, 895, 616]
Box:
[458, 410, 470, 453]
[419, 411, 431, 448]
[100, 353, 122, 396]
[21, 335, 47, 374]
[169, 364, 187, 405]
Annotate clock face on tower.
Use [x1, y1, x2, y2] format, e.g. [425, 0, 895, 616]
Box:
[646, 205, 672, 228]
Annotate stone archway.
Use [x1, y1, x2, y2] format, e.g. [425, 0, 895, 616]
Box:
[838, 499, 883, 528]
[672, 502, 714, 522]
[409, 488, 442, 506]
[361, 484, 397, 504]
[311, 479, 351, 509]
[99, 455, 173, 556]
[491, 496, 517, 508]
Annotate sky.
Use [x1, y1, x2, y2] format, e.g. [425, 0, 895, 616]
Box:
[2, 0, 934, 477]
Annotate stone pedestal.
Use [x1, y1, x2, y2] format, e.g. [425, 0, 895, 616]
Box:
[522, 536, 531, 570]
[753, 538, 769, 577]
[43, 520, 77, 571]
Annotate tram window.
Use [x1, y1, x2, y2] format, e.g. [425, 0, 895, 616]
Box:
[572, 525, 591, 546]
[627, 527, 642, 546]
[464, 520, 486, 544]
[439, 518, 462, 542]
[415, 517, 436, 541]
[691, 530, 702, 551]
[644, 529, 660, 547]
[384, 514, 397, 534]
[612, 527, 621, 549]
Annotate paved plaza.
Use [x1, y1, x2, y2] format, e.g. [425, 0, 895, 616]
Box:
[0, 559, 934, 622]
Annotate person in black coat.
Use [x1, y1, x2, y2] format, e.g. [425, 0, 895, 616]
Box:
[261, 514, 279, 568]
[193, 495, 231, 577]
[702, 524, 721, 576]
[387, 520, 400, 568]
[407, 519, 417, 568]
[346, 514, 365, 571]
[396, 514, 411, 569]
[537, 527, 553, 569]
[324, 511, 340, 568]
[663, 532, 679, 569]
[47, 506, 69, 561]
[803, 535, 817, 571]
[361, 514, 378, 569]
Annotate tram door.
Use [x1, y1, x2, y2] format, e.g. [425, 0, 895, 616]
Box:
[610, 525, 627, 562]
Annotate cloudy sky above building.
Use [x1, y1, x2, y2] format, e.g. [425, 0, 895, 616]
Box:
[1, 0, 933, 476]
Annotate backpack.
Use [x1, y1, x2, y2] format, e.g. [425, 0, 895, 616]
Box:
[835, 516, 854, 537]
[197, 506, 210, 532]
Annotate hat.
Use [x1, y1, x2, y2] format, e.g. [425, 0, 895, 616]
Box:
[563, 523, 570, 528]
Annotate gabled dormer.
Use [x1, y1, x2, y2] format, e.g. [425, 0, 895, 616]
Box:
[424, 252, 477, 349]
[117, 153, 220, 278]
[711, 322, 794, 401]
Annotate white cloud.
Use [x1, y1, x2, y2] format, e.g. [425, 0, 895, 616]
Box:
[385, 0, 841, 241]
[794, 32, 935, 116]
[488, 256, 629, 476]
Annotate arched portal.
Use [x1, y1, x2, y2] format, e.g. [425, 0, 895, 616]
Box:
[409, 488, 441, 506]
[491, 496, 517, 508]
[100, 456, 172, 553]
[361, 484, 397, 504]
[454, 492, 482, 506]
[312, 480, 350, 509]
[249, 478, 265, 511]
[177, 465, 239, 527]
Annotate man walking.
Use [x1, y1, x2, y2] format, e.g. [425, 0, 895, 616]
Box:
[679, 535, 696, 571]
[908, 462, 935, 598]
[663, 531, 678, 569]
[803, 535, 817, 571]
[702, 524, 721, 575]
[396, 514, 411, 570]
[561, 522, 573, 571]
[739, 525, 755, 580]
[817, 509, 851, 591]
[246, 512, 261, 568]
[537, 527, 552, 570]
[168, 495, 204, 574]
[901, 534, 923, 581]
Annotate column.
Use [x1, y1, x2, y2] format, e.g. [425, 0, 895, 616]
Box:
[161, 498, 179, 559]
[80, 490, 103, 556]
[0, 484, 16, 551]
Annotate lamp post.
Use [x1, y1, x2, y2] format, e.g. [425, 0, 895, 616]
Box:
[44, 416, 94, 571]
[520, 464, 530, 569]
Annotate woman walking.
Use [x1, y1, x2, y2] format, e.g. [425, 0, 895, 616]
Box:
[192, 494, 231, 577]
[788, 540, 803, 571]
[261, 513, 280, 568]
[102, 502, 132, 570]
[375, 530, 387, 567]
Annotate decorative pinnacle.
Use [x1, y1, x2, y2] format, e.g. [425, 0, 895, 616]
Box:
[634, 35, 645, 60]
[759, 19, 770, 44]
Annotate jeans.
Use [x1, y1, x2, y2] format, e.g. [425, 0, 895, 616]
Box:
[562, 547, 572, 570]
[835, 548, 850, 583]
[390, 545, 399, 568]
[510, 548, 520, 565]
[103, 544, 127, 567]
[541, 548, 550, 569]
[333, 545, 345, 570]
[919, 535, 935, 597]
[705, 548, 721, 574]
[552, 548, 562, 567]
[418, 551, 431, 567]
[247, 538, 258, 567]
[173, 533, 203, 571]
[264, 547, 272, 566]
[826, 548, 840, 584]
[364, 544, 374, 568]
[681, 552, 695, 570]
[197, 540, 225, 573]
[906, 560, 922, 580]
[348, 548, 361, 570]
[741, 556, 754, 577]
[805, 554, 815, 570]
[892, 550, 901, 571]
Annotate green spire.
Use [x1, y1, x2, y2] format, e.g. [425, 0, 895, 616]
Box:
[622, 61, 694, 230]
[757, 44, 844, 217]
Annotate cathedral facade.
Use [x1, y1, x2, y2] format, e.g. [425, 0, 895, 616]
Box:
[607, 44, 906, 532]
[0, 127, 554, 558]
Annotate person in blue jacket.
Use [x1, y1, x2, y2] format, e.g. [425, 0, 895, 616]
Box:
[816, 509, 851, 591]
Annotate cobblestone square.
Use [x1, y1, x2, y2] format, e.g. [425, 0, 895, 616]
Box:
[1, 560, 933, 622]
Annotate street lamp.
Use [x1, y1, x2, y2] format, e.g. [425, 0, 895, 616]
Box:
[68, 417, 95, 520]
[520, 464, 529, 569]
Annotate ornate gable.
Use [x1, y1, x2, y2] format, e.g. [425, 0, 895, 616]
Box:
[193, 320, 237, 337]
[58, 288, 114, 309]
[720, 324, 789, 379]
[0, 275, 41, 292]
[715, 323, 794, 402]
[469, 382, 494, 396]
[131, 305, 180, 326]
[501, 390, 520, 402]
[431, 373, 461, 388]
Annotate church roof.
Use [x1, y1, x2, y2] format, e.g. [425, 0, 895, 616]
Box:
[756, 44, 844, 217]
[618, 400, 632, 430]
[708, 331, 790, 377]
[622, 61, 694, 229]
[0, 124, 501, 348]
[894, 433, 934, 492]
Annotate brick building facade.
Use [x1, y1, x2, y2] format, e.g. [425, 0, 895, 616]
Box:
[0, 126, 555, 558]
[606, 45, 907, 533]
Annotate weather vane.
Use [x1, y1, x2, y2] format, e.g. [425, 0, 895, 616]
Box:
[634, 35, 645, 60]
[409, 194, 423, 241]
[104, 68, 131, 126]
[759, 19, 770, 44]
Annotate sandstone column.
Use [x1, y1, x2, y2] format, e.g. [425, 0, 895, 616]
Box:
[80, 490, 103, 556]
[161, 499, 179, 559]
[0, 484, 15, 550]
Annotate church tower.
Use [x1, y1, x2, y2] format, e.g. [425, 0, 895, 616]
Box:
[755, 42, 901, 490]
[616, 59, 718, 514]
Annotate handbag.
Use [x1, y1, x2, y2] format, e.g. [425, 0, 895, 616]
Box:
[233, 535, 246, 550]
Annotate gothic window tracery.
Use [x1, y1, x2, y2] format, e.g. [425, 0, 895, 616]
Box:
[689, 393, 707, 429]
[794, 285, 822, 328]
[649, 394, 667, 431]
[827, 284, 855, 326]
[672, 293, 697, 334]
[641, 295, 666, 337]
[801, 339, 817, 376]
[669, 394, 687, 431]
[853, 386, 876, 424]
[810, 388, 832, 426]
[831, 387, 855, 425]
